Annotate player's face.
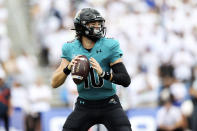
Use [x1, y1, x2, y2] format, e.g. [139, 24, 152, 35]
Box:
[87, 21, 102, 29]
[86, 21, 103, 35]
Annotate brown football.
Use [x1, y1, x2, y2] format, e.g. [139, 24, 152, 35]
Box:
[71, 55, 90, 84]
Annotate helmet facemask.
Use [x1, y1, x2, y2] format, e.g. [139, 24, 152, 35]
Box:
[84, 21, 106, 41]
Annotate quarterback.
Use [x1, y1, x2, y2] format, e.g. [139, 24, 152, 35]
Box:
[51, 8, 132, 131]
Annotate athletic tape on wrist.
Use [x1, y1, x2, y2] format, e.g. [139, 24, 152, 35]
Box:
[63, 66, 71, 75]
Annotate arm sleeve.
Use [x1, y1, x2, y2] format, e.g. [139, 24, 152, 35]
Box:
[61, 43, 72, 61]
[111, 62, 131, 87]
[109, 40, 123, 63]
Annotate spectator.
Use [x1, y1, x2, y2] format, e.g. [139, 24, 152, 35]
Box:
[26, 77, 52, 131]
[156, 89, 184, 131]
[159, 63, 174, 79]
[172, 47, 195, 82]
[180, 99, 194, 131]
[3, 52, 19, 78]
[169, 79, 188, 106]
[11, 79, 29, 112]
[189, 66, 197, 131]
[129, 66, 160, 108]
[0, 35, 10, 63]
[140, 45, 160, 74]
[0, 69, 11, 131]
[16, 50, 38, 86]
[11, 79, 30, 131]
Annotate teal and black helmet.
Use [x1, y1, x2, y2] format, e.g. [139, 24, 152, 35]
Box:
[73, 8, 106, 41]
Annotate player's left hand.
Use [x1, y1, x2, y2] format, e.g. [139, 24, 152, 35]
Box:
[90, 57, 103, 76]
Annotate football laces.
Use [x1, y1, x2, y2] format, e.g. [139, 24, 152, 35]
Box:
[78, 57, 87, 61]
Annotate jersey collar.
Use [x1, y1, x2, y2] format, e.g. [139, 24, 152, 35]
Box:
[78, 38, 103, 53]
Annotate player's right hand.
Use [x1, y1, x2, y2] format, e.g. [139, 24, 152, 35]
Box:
[67, 55, 82, 70]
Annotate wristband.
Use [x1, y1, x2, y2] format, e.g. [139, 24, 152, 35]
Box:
[100, 71, 111, 80]
[63, 65, 71, 75]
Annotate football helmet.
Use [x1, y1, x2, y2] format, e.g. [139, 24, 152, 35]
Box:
[73, 8, 106, 41]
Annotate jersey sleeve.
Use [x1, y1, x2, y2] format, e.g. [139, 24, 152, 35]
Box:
[109, 40, 123, 63]
[61, 43, 72, 61]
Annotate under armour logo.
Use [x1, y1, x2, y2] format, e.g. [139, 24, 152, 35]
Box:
[80, 101, 85, 104]
[96, 49, 102, 54]
[109, 98, 117, 104]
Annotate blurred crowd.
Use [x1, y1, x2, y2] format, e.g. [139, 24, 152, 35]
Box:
[1, 0, 197, 131]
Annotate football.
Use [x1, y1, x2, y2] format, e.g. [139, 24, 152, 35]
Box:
[71, 55, 90, 84]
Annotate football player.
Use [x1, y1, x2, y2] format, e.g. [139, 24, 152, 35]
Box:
[51, 8, 132, 131]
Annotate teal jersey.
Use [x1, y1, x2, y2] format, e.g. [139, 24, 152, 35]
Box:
[61, 37, 123, 100]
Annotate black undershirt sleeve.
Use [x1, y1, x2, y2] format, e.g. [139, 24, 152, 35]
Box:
[111, 62, 131, 87]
